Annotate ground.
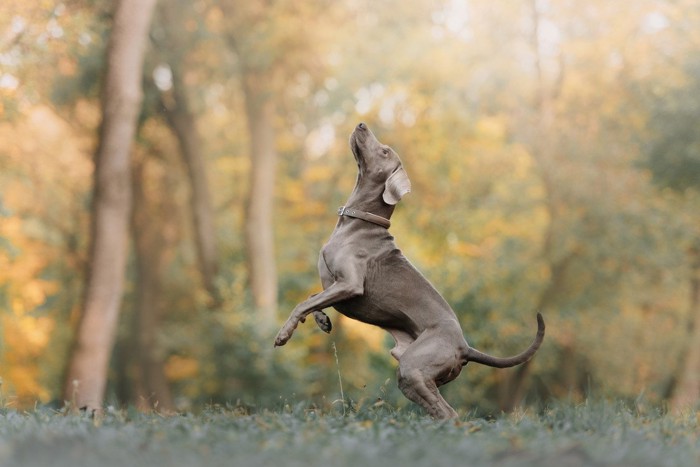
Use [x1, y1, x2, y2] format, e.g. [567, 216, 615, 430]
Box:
[0, 401, 698, 467]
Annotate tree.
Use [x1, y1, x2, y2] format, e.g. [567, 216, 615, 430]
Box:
[220, 3, 279, 323]
[237, 67, 279, 323]
[668, 239, 700, 410]
[156, 0, 220, 306]
[219, 0, 338, 325]
[63, 0, 157, 410]
[128, 151, 178, 412]
[645, 60, 700, 410]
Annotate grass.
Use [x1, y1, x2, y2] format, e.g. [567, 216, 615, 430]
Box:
[0, 401, 698, 467]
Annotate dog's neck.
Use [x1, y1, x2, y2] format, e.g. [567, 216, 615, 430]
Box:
[344, 176, 396, 220]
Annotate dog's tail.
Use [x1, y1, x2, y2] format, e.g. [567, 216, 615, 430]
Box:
[465, 313, 545, 368]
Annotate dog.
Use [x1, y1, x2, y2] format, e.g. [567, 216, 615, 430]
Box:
[274, 123, 545, 418]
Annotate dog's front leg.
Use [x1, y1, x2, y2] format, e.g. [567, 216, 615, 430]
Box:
[296, 293, 332, 333]
[274, 280, 363, 347]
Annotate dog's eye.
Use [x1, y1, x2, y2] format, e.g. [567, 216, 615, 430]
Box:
[382, 148, 389, 156]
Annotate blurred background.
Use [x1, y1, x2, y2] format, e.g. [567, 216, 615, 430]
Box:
[1, 0, 700, 414]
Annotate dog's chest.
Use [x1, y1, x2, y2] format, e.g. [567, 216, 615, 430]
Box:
[318, 240, 367, 284]
[317, 229, 393, 284]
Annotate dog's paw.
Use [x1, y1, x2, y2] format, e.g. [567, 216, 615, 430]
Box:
[313, 311, 332, 333]
[274, 325, 294, 347]
[274, 330, 291, 347]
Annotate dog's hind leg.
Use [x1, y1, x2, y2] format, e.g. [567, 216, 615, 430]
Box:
[397, 366, 458, 419]
[395, 328, 464, 419]
[384, 328, 415, 361]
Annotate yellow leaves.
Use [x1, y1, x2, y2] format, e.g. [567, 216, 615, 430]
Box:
[164, 355, 200, 381]
[58, 56, 77, 76]
[340, 316, 385, 352]
[0, 218, 57, 299]
[0, 259, 57, 403]
[475, 116, 507, 143]
[3, 313, 53, 356]
[283, 182, 306, 205]
[450, 240, 485, 258]
[205, 4, 224, 30]
[304, 165, 334, 183]
[480, 213, 543, 246]
[0, 104, 90, 407]
[0, 216, 22, 243]
[3, 366, 50, 404]
[18, 281, 49, 311]
[214, 155, 249, 178]
[1, 311, 54, 404]
[74, 99, 100, 129]
[0, 106, 92, 189]
[0, 220, 59, 314]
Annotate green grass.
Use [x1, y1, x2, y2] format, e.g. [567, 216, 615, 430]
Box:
[0, 401, 698, 467]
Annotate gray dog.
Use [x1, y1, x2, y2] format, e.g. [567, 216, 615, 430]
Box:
[274, 123, 545, 419]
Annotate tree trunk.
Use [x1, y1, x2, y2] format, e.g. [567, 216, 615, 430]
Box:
[241, 72, 279, 323]
[499, 0, 574, 411]
[129, 160, 176, 412]
[162, 74, 220, 304]
[219, 1, 280, 325]
[670, 241, 700, 411]
[158, 2, 220, 306]
[62, 0, 156, 410]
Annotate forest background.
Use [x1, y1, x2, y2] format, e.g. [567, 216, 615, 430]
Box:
[1, 0, 700, 415]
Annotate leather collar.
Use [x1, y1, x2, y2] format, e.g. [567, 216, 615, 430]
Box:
[337, 206, 391, 229]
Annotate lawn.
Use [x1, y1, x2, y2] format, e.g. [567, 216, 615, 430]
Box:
[0, 401, 698, 467]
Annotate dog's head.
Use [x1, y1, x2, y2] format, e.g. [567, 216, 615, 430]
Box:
[350, 123, 411, 205]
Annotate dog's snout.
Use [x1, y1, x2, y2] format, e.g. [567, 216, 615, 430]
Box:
[357, 122, 367, 131]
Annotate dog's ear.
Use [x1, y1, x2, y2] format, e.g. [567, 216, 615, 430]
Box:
[383, 167, 411, 205]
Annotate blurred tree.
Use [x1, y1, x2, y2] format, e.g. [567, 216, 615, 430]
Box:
[155, 0, 221, 306]
[0, 0, 107, 405]
[418, 0, 683, 411]
[219, 0, 281, 324]
[218, 0, 338, 325]
[62, 0, 157, 410]
[645, 58, 700, 410]
[495, 0, 568, 411]
[128, 147, 178, 412]
[3, 0, 700, 412]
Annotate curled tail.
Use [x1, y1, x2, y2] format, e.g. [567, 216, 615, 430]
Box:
[466, 313, 545, 368]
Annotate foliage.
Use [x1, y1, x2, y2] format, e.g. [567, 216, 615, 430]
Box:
[644, 60, 700, 193]
[2, 0, 700, 412]
[0, 401, 699, 466]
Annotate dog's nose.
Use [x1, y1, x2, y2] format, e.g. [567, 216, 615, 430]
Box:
[357, 122, 367, 130]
